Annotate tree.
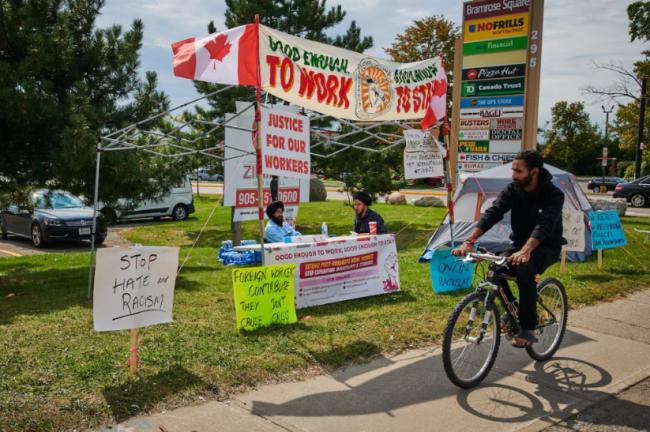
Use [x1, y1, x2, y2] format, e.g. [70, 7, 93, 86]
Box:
[0, 0, 179, 207]
[628, 1, 650, 42]
[385, 15, 459, 70]
[541, 101, 603, 175]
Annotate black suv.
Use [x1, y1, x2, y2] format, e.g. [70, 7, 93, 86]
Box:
[613, 175, 650, 207]
[1, 189, 108, 247]
[586, 176, 625, 192]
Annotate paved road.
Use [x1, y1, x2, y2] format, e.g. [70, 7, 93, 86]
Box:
[543, 376, 650, 431]
[2, 180, 647, 258]
[194, 180, 650, 216]
[0, 220, 148, 257]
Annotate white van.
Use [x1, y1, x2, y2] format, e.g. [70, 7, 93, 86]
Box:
[105, 176, 195, 221]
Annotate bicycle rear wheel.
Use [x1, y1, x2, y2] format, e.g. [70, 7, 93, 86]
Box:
[442, 291, 500, 388]
[526, 277, 568, 361]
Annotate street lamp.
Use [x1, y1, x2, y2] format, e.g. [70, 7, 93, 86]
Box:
[600, 105, 615, 192]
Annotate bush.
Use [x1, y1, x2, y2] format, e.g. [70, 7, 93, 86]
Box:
[617, 161, 633, 178]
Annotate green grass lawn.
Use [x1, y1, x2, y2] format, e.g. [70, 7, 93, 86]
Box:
[1, 196, 650, 431]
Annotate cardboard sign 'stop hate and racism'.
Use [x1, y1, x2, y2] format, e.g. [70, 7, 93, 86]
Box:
[93, 246, 180, 331]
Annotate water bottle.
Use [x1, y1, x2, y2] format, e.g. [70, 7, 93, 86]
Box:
[321, 222, 328, 238]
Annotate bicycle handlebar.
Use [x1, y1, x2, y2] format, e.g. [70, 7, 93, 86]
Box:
[463, 252, 507, 266]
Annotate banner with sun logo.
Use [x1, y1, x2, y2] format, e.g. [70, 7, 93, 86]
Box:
[259, 25, 446, 121]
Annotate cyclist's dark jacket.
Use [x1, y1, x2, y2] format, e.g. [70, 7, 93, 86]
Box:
[476, 168, 565, 250]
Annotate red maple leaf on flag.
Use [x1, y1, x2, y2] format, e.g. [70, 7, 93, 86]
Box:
[204, 34, 232, 66]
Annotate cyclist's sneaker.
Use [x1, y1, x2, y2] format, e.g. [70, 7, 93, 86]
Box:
[500, 313, 511, 333]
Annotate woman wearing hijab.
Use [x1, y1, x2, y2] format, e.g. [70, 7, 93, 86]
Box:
[352, 191, 387, 234]
[264, 200, 301, 243]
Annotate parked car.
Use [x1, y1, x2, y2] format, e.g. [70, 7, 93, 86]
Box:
[1, 189, 107, 248]
[190, 168, 223, 182]
[586, 176, 626, 192]
[613, 175, 650, 207]
[103, 176, 195, 222]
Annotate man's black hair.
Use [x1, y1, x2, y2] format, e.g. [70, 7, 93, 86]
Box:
[514, 150, 544, 171]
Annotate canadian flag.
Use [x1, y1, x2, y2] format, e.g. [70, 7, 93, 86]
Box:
[171, 24, 258, 86]
[421, 62, 448, 130]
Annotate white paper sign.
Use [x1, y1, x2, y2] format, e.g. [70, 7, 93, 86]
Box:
[93, 246, 179, 331]
[265, 234, 400, 309]
[224, 102, 309, 222]
[403, 129, 444, 180]
[260, 106, 310, 180]
[562, 208, 586, 252]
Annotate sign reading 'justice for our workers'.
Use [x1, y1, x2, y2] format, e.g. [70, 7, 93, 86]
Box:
[260, 106, 310, 181]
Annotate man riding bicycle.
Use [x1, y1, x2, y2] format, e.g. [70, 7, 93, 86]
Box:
[453, 150, 564, 348]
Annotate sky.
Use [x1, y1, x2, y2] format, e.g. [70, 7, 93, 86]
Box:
[96, 0, 646, 131]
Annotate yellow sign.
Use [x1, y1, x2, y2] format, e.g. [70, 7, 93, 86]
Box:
[464, 13, 529, 43]
[462, 50, 527, 68]
[232, 264, 298, 331]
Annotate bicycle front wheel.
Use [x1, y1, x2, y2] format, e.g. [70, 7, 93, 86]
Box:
[442, 291, 500, 389]
[526, 277, 568, 361]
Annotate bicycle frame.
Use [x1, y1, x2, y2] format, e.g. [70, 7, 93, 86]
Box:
[472, 262, 560, 334]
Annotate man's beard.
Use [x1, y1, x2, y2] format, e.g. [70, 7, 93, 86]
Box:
[514, 173, 533, 188]
[271, 215, 283, 225]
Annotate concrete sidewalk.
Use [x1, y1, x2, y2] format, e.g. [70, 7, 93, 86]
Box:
[99, 289, 650, 432]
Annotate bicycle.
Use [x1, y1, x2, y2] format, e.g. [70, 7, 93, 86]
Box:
[441, 249, 568, 389]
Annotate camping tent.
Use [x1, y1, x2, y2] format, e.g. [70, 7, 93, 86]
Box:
[420, 162, 593, 261]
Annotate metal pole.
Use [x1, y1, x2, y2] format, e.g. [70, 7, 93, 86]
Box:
[255, 14, 266, 265]
[442, 132, 455, 247]
[601, 105, 613, 192]
[196, 166, 200, 197]
[87, 143, 102, 301]
[635, 76, 647, 180]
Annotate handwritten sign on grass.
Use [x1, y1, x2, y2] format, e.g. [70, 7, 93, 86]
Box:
[232, 264, 297, 331]
[590, 210, 627, 250]
[93, 246, 179, 331]
[429, 249, 475, 293]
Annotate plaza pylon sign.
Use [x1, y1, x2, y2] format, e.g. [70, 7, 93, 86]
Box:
[172, 24, 446, 122]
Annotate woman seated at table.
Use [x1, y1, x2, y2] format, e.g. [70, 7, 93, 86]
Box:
[265, 200, 301, 243]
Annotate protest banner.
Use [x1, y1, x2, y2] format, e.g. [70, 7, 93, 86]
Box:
[93, 246, 180, 372]
[232, 264, 298, 331]
[265, 234, 400, 308]
[403, 129, 444, 180]
[224, 102, 309, 223]
[429, 249, 475, 293]
[260, 106, 311, 180]
[259, 25, 445, 121]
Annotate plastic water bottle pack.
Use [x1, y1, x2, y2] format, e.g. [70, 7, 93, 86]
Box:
[217, 240, 262, 265]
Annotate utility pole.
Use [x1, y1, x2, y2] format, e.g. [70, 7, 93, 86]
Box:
[635, 76, 647, 180]
[601, 105, 614, 192]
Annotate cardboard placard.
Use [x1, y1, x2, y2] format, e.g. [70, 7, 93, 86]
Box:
[232, 264, 298, 330]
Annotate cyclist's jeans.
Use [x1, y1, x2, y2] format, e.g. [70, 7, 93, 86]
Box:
[507, 246, 560, 331]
